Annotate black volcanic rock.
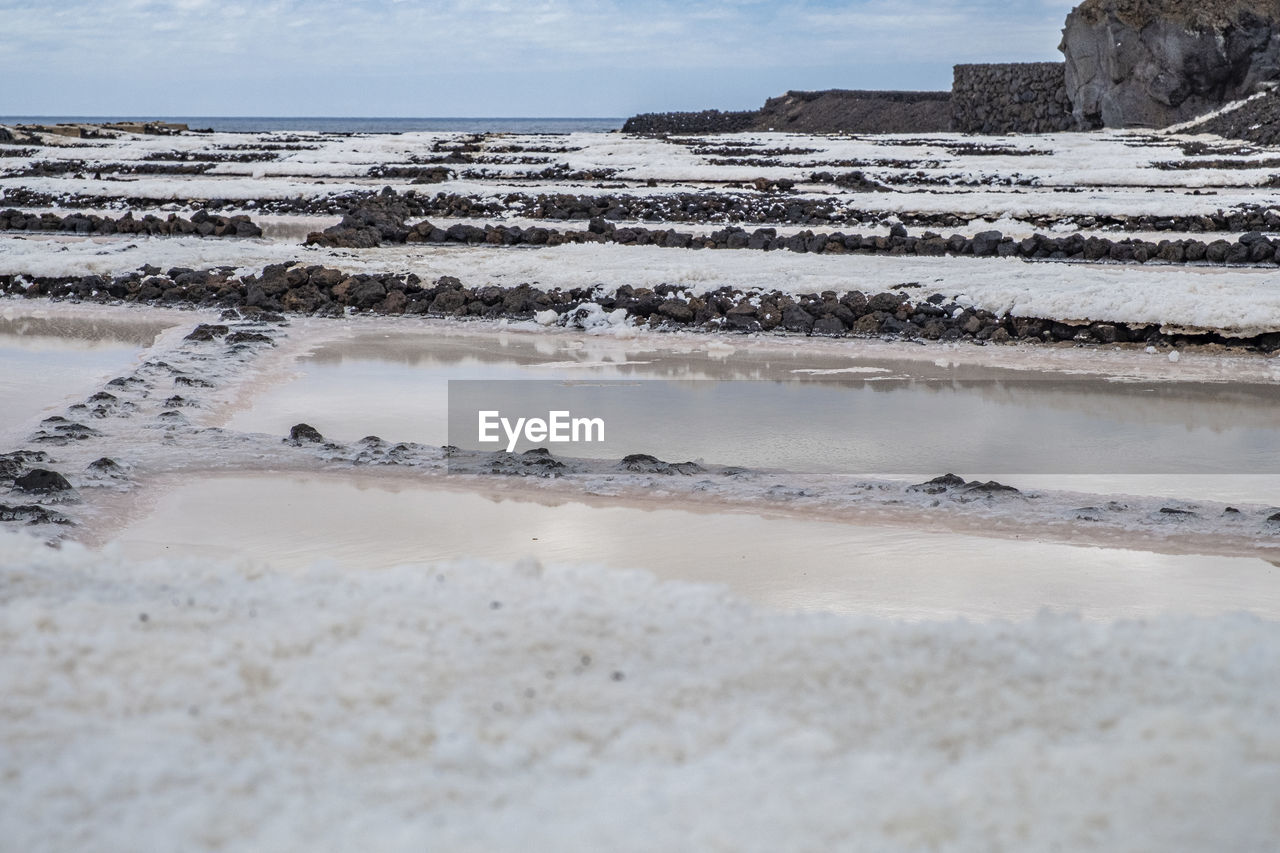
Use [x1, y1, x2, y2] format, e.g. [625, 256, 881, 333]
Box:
[14, 469, 72, 493]
[1061, 0, 1280, 128]
[288, 423, 324, 444]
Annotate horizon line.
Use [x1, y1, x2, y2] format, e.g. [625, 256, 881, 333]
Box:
[0, 115, 626, 121]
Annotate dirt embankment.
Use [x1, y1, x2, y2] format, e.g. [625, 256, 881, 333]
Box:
[751, 90, 952, 133]
[623, 89, 952, 135]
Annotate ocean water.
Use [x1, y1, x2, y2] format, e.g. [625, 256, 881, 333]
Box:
[0, 116, 622, 134]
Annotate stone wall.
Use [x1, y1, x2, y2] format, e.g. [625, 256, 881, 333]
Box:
[952, 63, 1076, 133]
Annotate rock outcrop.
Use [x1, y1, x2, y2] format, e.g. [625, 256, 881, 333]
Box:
[1061, 0, 1280, 128]
[623, 90, 951, 135]
[9, 260, 1280, 349]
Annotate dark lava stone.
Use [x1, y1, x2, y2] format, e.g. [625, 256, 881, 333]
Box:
[14, 468, 73, 493]
[289, 423, 324, 443]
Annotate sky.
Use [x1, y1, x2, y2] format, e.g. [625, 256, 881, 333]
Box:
[0, 0, 1079, 117]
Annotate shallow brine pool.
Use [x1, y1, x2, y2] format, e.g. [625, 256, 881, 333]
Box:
[106, 472, 1280, 621]
[5, 309, 1278, 618]
[223, 325, 1280, 505]
[0, 306, 180, 445]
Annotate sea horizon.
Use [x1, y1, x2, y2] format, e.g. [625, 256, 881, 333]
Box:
[0, 115, 624, 134]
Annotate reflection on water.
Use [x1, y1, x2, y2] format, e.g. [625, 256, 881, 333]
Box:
[257, 216, 340, 241]
[0, 313, 175, 348]
[225, 329, 1280, 502]
[108, 473, 1280, 621]
[445, 378, 1280, 474]
[0, 309, 176, 444]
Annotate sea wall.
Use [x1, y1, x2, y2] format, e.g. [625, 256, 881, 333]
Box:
[952, 63, 1076, 133]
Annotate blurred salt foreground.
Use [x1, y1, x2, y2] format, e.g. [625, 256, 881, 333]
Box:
[4, 531, 1280, 850]
[2, 117, 1280, 849]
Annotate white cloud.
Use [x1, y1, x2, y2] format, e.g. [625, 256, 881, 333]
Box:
[0, 0, 1078, 115]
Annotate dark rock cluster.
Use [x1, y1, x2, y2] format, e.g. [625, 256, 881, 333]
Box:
[301, 188, 415, 248]
[8, 180, 1280, 237]
[286, 423, 326, 444]
[0, 451, 73, 526]
[381, 189, 1280, 236]
[1179, 86, 1280, 145]
[144, 150, 276, 163]
[908, 473, 1022, 498]
[1152, 155, 1280, 170]
[367, 164, 453, 183]
[0, 503, 68, 525]
[3, 266, 248, 303]
[622, 110, 759, 135]
[305, 199, 1280, 269]
[0, 186, 353, 217]
[4, 160, 216, 178]
[5, 261, 1278, 352]
[13, 468, 73, 493]
[617, 453, 705, 475]
[350, 188, 1280, 236]
[0, 208, 262, 238]
[0, 450, 52, 482]
[405, 190, 876, 227]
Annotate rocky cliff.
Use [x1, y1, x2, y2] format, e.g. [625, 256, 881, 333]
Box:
[1061, 0, 1280, 128]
